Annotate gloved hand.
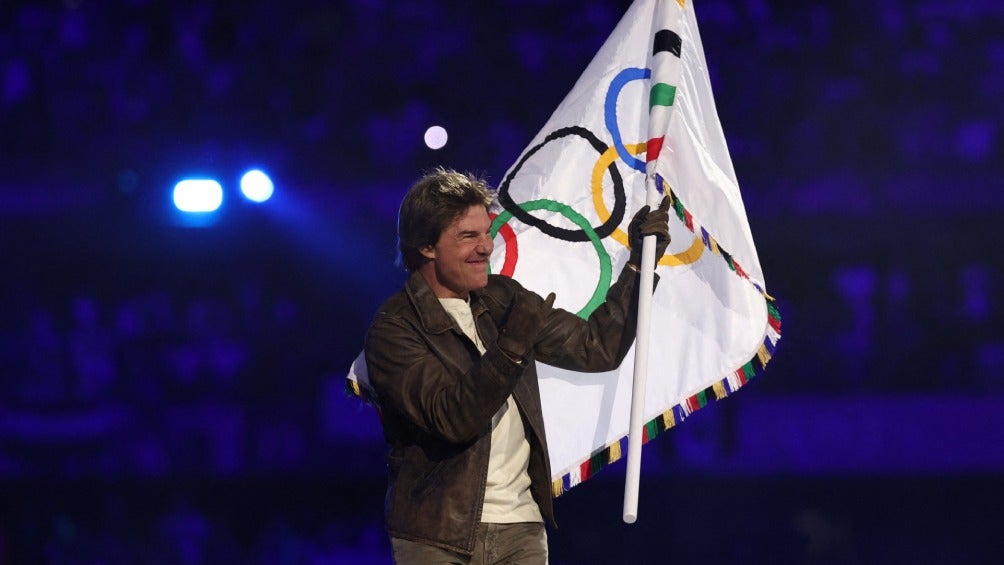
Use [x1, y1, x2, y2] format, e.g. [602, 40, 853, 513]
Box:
[493, 292, 557, 363]
[627, 196, 671, 270]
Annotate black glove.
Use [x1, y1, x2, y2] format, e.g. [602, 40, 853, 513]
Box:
[627, 196, 671, 269]
[493, 292, 556, 363]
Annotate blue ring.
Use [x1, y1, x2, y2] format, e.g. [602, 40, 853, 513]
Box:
[604, 67, 651, 174]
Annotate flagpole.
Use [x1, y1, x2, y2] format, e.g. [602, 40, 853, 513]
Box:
[623, 187, 662, 524]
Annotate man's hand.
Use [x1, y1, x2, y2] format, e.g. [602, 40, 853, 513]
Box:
[627, 196, 671, 270]
[493, 292, 557, 363]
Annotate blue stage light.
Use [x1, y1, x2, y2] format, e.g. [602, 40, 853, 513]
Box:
[240, 169, 274, 203]
[172, 179, 223, 213]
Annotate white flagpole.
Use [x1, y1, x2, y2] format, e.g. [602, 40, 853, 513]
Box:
[623, 185, 663, 524]
[624, 0, 680, 522]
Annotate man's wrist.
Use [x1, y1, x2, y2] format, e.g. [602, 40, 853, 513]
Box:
[497, 338, 529, 366]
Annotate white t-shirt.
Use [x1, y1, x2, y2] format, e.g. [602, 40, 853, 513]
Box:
[439, 297, 542, 524]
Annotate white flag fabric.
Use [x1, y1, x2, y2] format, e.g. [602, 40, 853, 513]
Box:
[349, 0, 781, 496]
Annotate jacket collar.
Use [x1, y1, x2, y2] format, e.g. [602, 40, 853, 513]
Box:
[405, 271, 489, 335]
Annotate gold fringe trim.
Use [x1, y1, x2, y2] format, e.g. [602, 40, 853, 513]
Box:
[609, 439, 622, 463]
[756, 344, 771, 367]
[712, 380, 728, 400]
[552, 478, 565, 498]
[662, 408, 676, 430]
[346, 379, 361, 397]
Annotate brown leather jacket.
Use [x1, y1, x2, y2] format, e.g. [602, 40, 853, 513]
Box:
[364, 265, 649, 555]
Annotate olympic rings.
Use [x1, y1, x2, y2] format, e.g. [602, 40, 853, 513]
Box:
[591, 143, 705, 267]
[497, 126, 627, 242]
[493, 61, 702, 297]
[490, 199, 611, 319]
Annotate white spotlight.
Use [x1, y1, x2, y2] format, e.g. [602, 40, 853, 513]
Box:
[173, 179, 223, 213]
[240, 169, 274, 203]
[424, 125, 448, 150]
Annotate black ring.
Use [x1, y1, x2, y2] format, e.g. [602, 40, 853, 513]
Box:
[498, 126, 627, 242]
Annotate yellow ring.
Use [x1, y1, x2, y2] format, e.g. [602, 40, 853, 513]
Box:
[591, 143, 704, 267]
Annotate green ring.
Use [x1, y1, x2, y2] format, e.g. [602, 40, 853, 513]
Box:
[491, 199, 612, 319]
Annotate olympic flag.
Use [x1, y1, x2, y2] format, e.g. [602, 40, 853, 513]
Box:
[348, 0, 781, 507]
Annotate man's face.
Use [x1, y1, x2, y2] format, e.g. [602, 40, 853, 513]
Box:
[418, 205, 493, 299]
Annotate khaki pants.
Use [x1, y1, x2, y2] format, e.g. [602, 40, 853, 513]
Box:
[391, 522, 548, 565]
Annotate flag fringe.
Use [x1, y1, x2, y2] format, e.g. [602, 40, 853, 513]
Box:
[345, 378, 362, 397]
[551, 177, 782, 496]
[344, 376, 377, 405]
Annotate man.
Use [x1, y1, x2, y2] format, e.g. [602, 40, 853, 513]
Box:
[364, 167, 670, 564]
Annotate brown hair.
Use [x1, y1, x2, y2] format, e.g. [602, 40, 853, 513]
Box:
[397, 167, 495, 271]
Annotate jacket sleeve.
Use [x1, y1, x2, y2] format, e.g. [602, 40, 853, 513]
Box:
[364, 313, 526, 445]
[518, 264, 657, 372]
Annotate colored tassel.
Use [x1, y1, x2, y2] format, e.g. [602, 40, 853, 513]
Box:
[756, 345, 770, 367]
[662, 409, 676, 430]
[764, 336, 777, 355]
[569, 467, 582, 488]
[609, 439, 622, 463]
[672, 197, 686, 222]
[345, 379, 361, 397]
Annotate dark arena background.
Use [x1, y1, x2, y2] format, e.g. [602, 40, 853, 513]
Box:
[2, 1, 1003, 563]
